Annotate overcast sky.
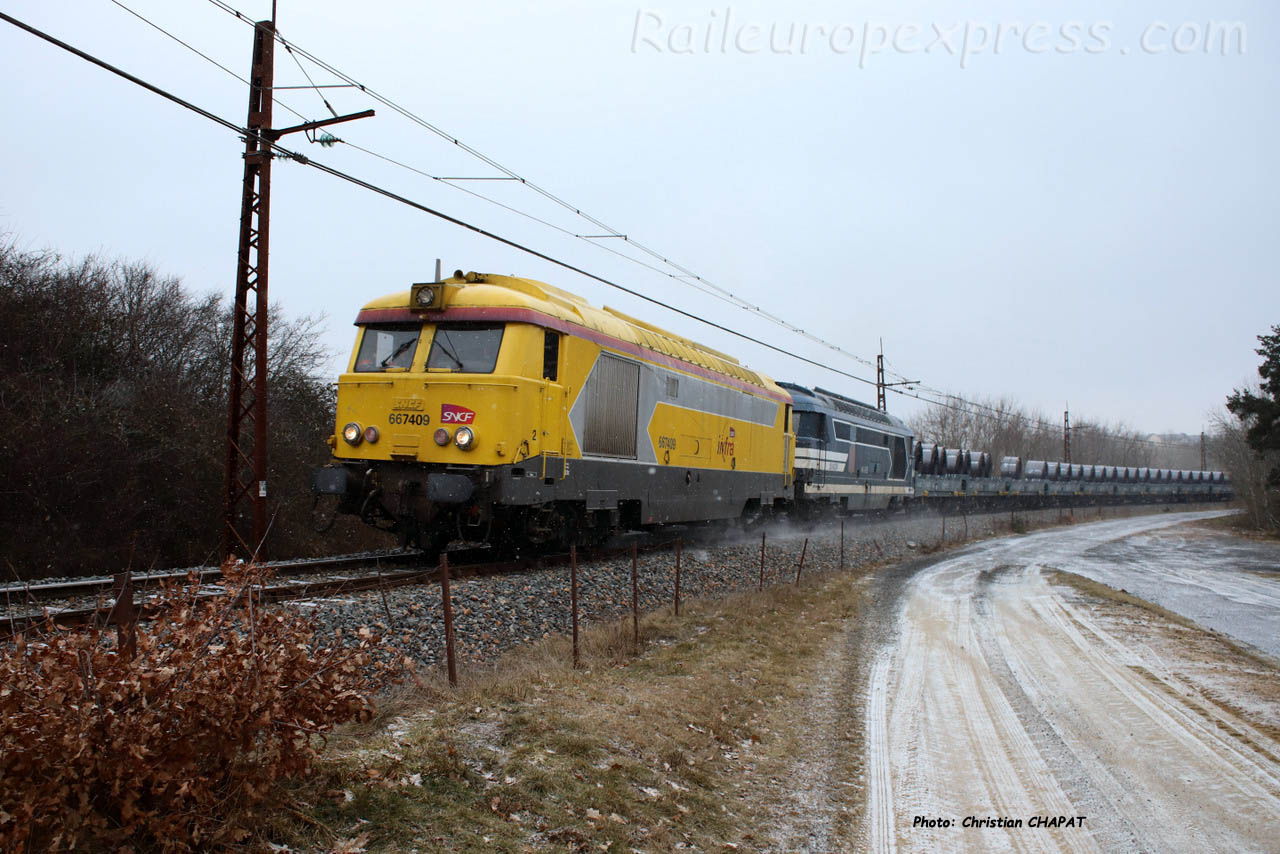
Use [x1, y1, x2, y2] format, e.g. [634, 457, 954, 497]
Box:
[2, 0, 1275, 436]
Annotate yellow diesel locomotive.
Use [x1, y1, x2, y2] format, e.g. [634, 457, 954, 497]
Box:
[312, 271, 795, 550]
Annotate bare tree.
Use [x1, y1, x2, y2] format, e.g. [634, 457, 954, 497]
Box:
[0, 241, 362, 579]
[1211, 406, 1278, 529]
[908, 393, 1196, 469]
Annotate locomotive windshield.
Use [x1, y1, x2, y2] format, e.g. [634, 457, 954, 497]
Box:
[426, 323, 504, 373]
[354, 323, 420, 372]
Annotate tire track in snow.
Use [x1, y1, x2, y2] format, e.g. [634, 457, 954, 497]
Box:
[866, 652, 896, 854]
[974, 568, 1148, 853]
[860, 511, 1280, 853]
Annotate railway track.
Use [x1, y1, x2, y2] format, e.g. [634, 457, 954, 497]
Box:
[2, 499, 1194, 643]
[0, 536, 687, 641]
[0, 549, 425, 604]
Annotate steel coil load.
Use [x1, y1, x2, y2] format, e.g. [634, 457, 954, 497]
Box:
[944, 448, 963, 474]
[968, 452, 983, 477]
[1001, 456, 1023, 478]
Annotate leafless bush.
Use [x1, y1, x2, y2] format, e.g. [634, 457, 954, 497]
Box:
[0, 240, 378, 578]
[0, 561, 407, 851]
[1211, 407, 1279, 530]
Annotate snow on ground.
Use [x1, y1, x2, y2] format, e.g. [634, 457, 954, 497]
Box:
[1057, 521, 1280, 659]
[864, 510, 1280, 853]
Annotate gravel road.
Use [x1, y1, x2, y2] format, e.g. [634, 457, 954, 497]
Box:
[859, 509, 1280, 853]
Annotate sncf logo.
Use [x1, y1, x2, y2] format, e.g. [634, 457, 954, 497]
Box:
[440, 403, 476, 425]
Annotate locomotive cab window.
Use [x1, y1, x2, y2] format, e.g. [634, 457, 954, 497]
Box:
[891, 436, 907, 479]
[426, 323, 505, 373]
[355, 323, 420, 372]
[795, 411, 825, 440]
[542, 329, 560, 381]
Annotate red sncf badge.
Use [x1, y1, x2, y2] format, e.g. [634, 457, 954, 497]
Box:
[440, 403, 476, 425]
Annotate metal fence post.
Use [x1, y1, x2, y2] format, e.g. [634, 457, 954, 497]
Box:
[571, 545, 580, 669]
[839, 519, 845, 571]
[759, 531, 766, 591]
[674, 538, 682, 617]
[110, 571, 136, 662]
[795, 538, 808, 585]
[440, 555, 457, 687]
[631, 542, 639, 651]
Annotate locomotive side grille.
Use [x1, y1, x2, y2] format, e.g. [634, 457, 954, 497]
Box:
[582, 353, 640, 458]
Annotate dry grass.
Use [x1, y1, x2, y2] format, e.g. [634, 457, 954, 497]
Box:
[1193, 506, 1280, 540]
[269, 564, 881, 853]
[1046, 569, 1208, 634]
[267, 505, 1222, 852]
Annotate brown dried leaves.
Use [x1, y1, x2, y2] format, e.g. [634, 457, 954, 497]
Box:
[0, 559, 406, 851]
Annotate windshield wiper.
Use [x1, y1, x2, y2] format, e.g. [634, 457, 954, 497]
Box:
[431, 332, 465, 371]
[380, 336, 418, 368]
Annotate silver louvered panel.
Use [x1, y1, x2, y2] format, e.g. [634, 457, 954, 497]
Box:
[582, 354, 639, 457]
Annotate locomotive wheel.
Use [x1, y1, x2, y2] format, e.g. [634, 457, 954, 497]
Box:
[523, 503, 585, 549]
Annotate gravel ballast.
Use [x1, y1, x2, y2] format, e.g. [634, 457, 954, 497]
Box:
[291, 505, 1200, 671]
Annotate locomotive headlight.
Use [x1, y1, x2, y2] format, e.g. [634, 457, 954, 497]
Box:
[454, 426, 475, 450]
[433, 427, 451, 446]
[414, 286, 436, 307]
[342, 422, 363, 446]
[362, 426, 380, 444]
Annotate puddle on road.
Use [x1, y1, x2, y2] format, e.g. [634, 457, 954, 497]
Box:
[1066, 526, 1280, 659]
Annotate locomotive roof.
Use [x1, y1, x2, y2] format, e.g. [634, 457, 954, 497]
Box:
[358, 272, 788, 398]
[777, 382, 911, 433]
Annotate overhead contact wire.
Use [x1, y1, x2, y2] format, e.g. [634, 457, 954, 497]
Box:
[202, 0, 910, 383]
[0, 10, 880, 395]
[12, 8, 1201, 449]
